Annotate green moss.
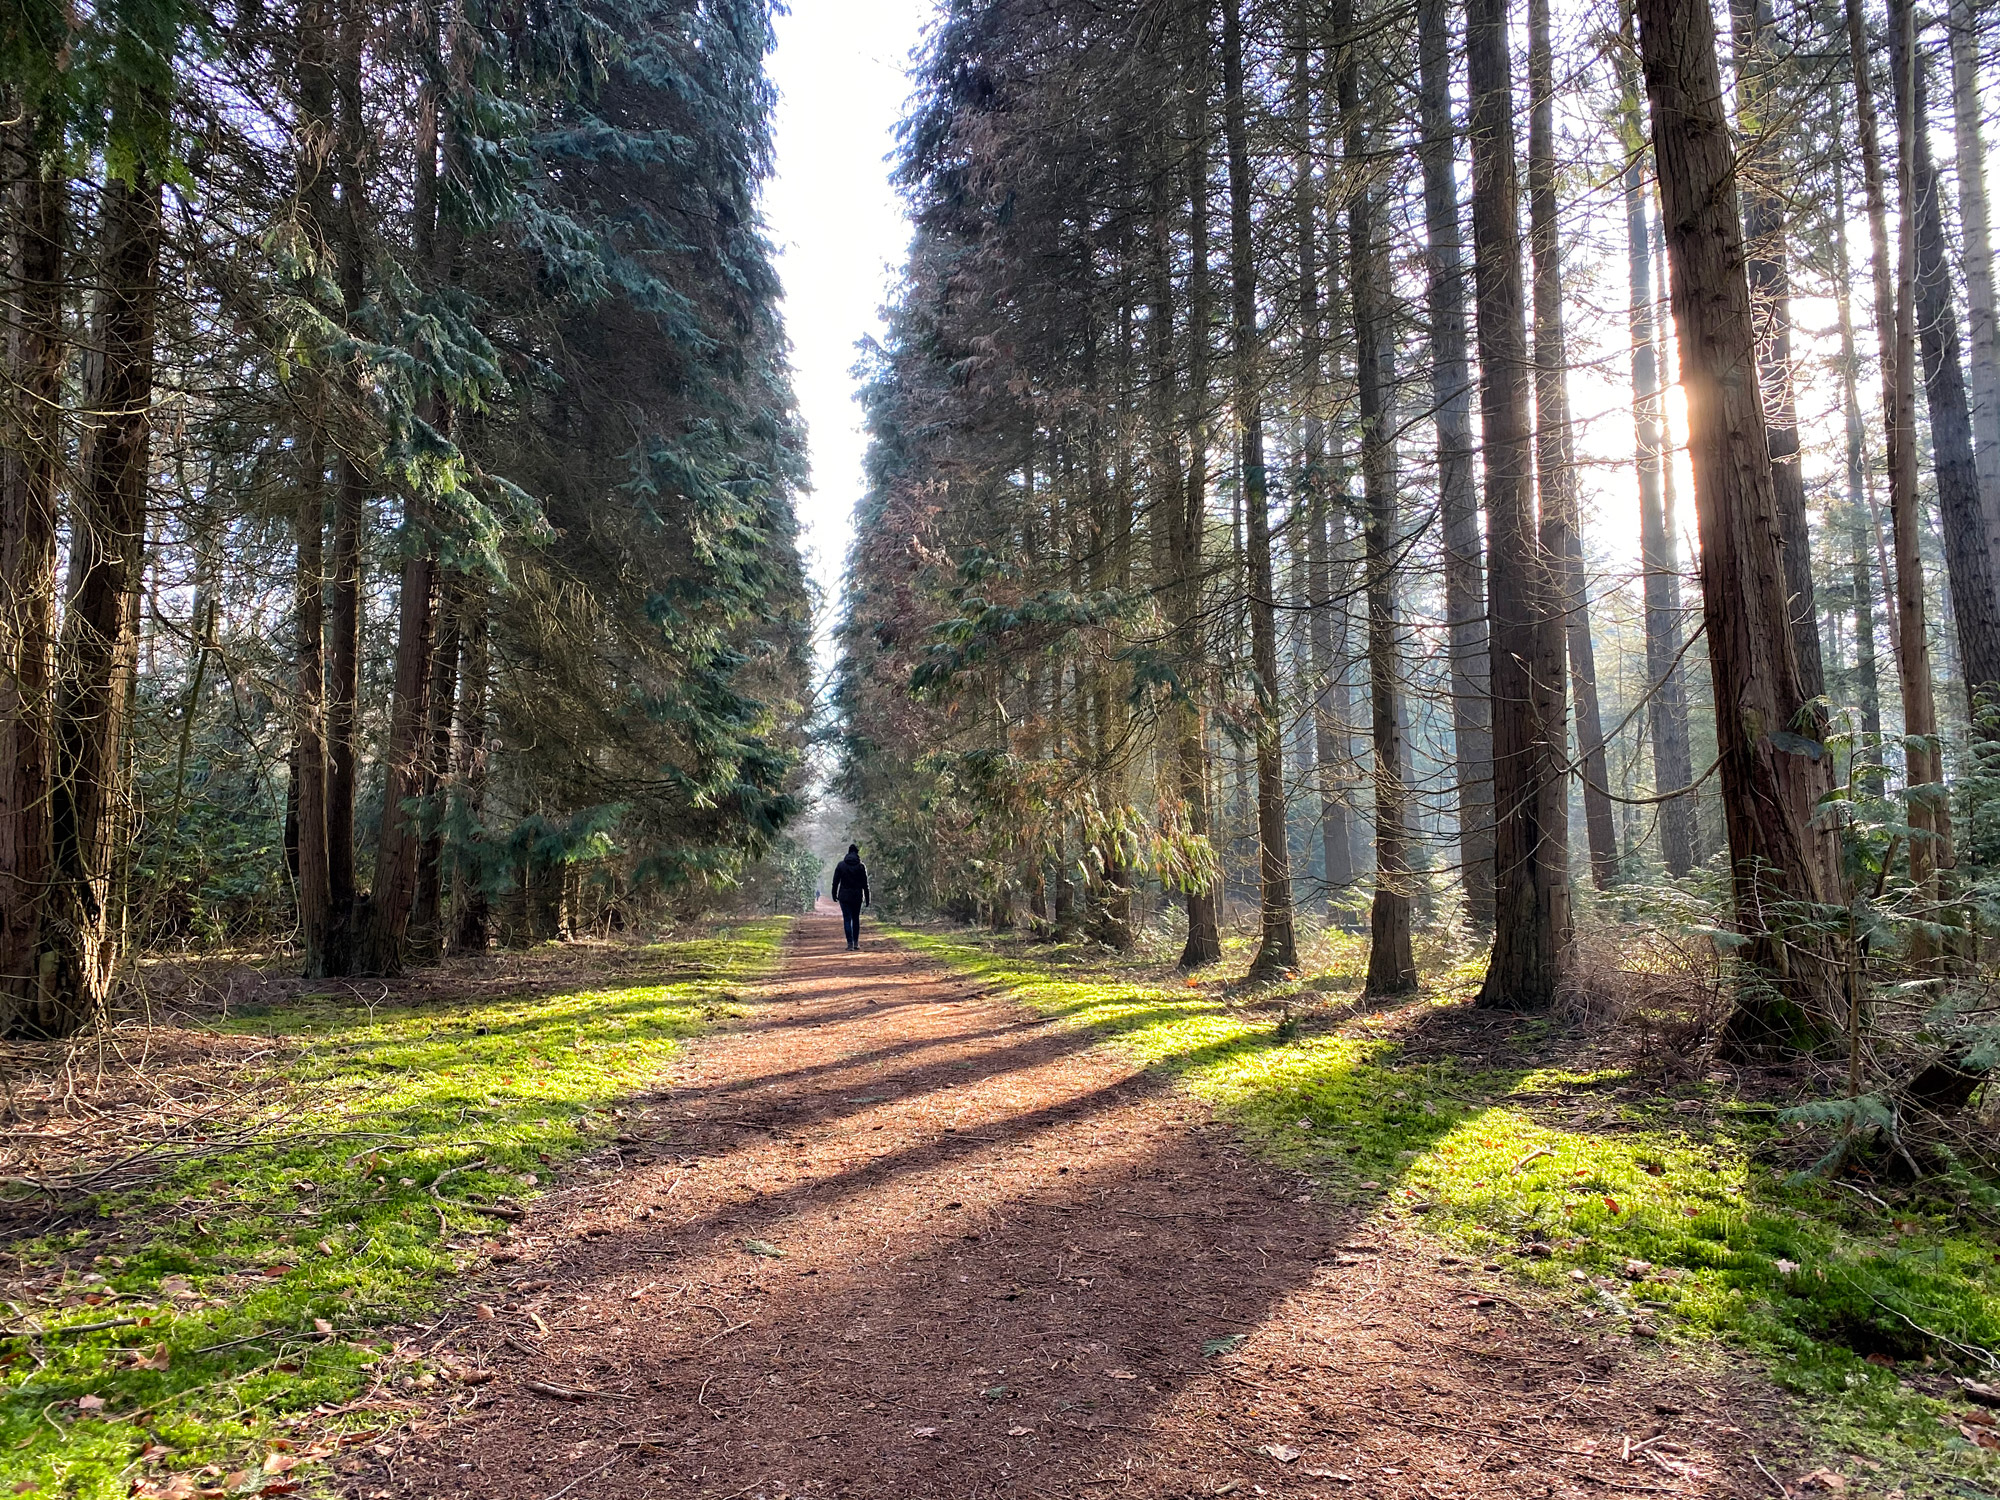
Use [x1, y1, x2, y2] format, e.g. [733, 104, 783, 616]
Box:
[0, 920, 788, 1499]
[892, 923, 2000, 1490]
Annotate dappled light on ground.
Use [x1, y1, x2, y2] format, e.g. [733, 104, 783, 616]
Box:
[375, 916, 1769, 1498]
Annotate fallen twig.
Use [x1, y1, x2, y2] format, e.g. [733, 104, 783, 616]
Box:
[541, 1450, 624, 1500]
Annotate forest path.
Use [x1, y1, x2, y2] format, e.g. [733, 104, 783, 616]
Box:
[360, 912, 1773, 1499]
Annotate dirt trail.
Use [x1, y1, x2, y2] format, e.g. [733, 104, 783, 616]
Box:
[356, 911, 1782, 1499]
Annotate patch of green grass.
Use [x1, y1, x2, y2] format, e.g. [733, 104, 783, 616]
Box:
[0, 919, 789, 1499]
[892, 923, 2000, 1491]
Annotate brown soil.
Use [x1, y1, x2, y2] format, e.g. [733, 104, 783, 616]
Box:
[346, 911, 1795, 1499]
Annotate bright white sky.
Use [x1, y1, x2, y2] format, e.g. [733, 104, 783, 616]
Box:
[765, 0, 934, 667]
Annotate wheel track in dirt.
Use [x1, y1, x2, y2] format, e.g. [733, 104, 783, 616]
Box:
[349, 910, 1780, 1499]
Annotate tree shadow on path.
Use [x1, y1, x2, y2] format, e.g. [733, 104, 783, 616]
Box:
[358, 915, 1772, 1500]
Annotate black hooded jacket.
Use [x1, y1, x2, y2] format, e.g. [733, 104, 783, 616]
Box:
[830, 854, 869, 911]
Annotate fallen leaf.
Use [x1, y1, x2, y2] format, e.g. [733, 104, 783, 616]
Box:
[262, 1454, 299, 1474]
[313, 1319, 334, 1336]
[129, 1344, 171, 1371]
[1796, 1471, 1847, 1492]
[1775, 1258, 1800, 1275]
[1963, 1379, 2000, 1407]
[1602, 1197, 1621, 1214]
[474, 1304, 497, 1320]
[740, 1238, 784, 1258]
[261, 1266, 291, 1279]
[1103, 1369, 1137, 1380]
[76, 1394, 105, 1411]
[1623, 1259, 1652, 1278]
[1260, 1444, 1301, 1463]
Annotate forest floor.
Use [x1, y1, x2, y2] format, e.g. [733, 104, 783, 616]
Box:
[335, 909, 1933, 1500]
[7, 912, 1993, 1499]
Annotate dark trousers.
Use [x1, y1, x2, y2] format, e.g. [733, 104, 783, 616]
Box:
[841, 905, 862, 947]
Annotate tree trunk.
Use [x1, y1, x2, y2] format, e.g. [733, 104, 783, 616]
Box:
[1861, 0, 1949, 922]
[1730, 0, 1823, 698]
[1178, 46, 1223, 967]
[293, 435, 332, 976]
[291, 3, 335, 979]
[1354, 201, 1415, 995]
[1529, 0, 1618, 889]
[355, 528, 437, 975]
[1897, 34, 2000, 735]
[1638, 0, 1842, 1045]
[1468, 0, 1572, 1009]
[1832, 154, 1887, 791]
[0, 110, 63, 1030]
[1222, 0, 1297, 976]
[1309, 474, 1357, 913]
[324, 0, 369, 977]
[1416, 0, 1495, 925]
[408, 576, 460, 964]
[1947, 0, 2000, 588]
[452, 587, 491, 953]
[1618, 29, 1696, 876]
[42, 163, 162, 1035]
[1336, 6, 1415, 993]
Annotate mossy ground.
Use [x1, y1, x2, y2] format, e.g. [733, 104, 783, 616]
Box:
[891, 920, 2000, 1494]
[0, 919, 788, 1499]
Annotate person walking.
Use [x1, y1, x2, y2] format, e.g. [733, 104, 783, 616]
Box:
[830, 844, 870, 950]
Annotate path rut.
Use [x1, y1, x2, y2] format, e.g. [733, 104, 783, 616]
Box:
[353, 911, 1778, 1499]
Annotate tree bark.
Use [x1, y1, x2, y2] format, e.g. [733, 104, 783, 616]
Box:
[0, 109, 64, 1030]
[1638, 0, 1842, 1045]
[1861, 0, 1949, 921]
[43, 162, 162, 1035]
[324, 0, 368, 977]
[1730, 0, 1823, 698]
[1832, 154, 1888, 791]
[1355, 206, 1415, 995]
[1896, 33, 2000, 735]
[1469, 0, 1572, 1009]
[292, 435, 332, 976]
[1618, 29, 1696, 876]
[355, 519, 437, 976]
[1178, 40, 1223, 968]
[1222, 0, 1298, 976]
[1334, 5, 1415, 992]
[1416, 0, 1495, 925]
[1947, 0, 2000, 588]
[1529, 0, 1618, 889]
[451, 587, 491, 953]
[408, 576, 460, 963]
[291, 0, 335, 979]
